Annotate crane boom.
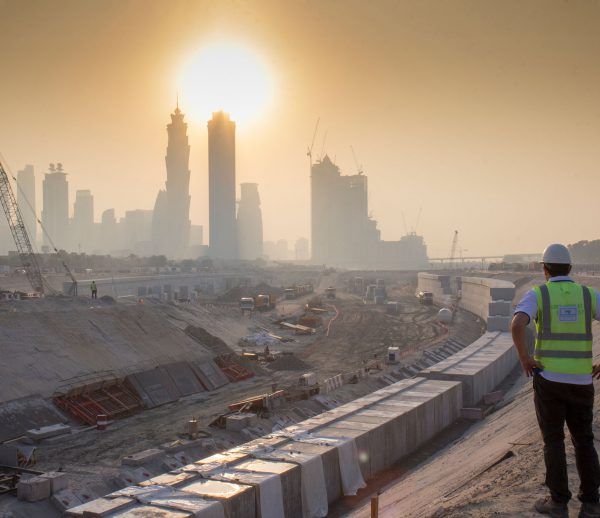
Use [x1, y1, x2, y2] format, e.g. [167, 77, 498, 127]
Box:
[449, 230, 459, 269]
[0, 159, 44, 293]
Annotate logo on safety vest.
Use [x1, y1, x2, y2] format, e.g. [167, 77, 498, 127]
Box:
[558, 306, 578, 322]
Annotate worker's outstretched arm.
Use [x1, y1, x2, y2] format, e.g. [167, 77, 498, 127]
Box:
[511, 312, 542, 377]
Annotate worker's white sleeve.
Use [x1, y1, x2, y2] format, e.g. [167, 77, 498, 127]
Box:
[513, 289, 537, 324]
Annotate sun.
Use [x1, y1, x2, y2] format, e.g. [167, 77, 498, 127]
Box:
[177, 43, 274, 125]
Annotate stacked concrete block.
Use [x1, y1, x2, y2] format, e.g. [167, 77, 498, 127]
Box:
[419, 331, 517, 406]
[459, 276, 515, 331]
[417, 273, 452, 299]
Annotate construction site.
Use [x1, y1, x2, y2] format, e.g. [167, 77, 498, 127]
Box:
[3, 141, 600, 518]
[3, 2, 599, 515]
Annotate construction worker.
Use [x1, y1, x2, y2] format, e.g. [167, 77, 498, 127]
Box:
[512, 244, 600, 518]
[90, 280, 97, 299]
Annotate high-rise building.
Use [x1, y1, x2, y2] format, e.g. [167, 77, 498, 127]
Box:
[310, 154, 428, 269]
[208, 111, 237, 259]
[16, 164, 36, 245]
[311, 155, 372, 265]
[72, 189, 94, 253]
[42, 163, 69, 250]
[152, 103, 191, 258]
[237, 183, 263, 260]
[100, 208, 118, 253]
[295, 237, 310, 261]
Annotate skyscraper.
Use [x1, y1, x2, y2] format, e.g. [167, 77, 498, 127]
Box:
[72, 189, 94, 252]
[152, 103, 191, 258]
[237, 182, 263, 260]
[42, 163, 69, 250]
[16, 164, 36, 245]
[208, 111, 237, 259]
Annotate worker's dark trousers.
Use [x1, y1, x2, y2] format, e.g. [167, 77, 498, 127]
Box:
[534, 373, 600, 503]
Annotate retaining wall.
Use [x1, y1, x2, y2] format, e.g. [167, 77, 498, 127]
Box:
[419, 331, 517, 406]
[417, 272, 452, 300]
[459, 276, 515, 331]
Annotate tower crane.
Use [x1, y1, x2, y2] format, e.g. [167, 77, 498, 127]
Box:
[306, 117, 320, 168]
[350, 145, 363, 175]
[449, 230, 459, 269]
[0, 157, 78, 296]
[0, 158, 44, 293]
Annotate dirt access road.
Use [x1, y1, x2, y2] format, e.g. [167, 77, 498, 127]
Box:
[300, 272, 485, 378]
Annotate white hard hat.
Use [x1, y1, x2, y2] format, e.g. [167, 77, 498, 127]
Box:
[541, 243, 572, 264]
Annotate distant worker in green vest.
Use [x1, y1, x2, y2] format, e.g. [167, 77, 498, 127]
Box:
[512, 243, 600, 518]
[90, 280, 97, 299]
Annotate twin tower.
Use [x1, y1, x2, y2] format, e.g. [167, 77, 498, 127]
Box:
[152, 106, 262, 260]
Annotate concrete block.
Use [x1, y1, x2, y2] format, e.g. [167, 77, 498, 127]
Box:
[65, 496, 134, 517]
[233, 458, 301, 518]
[138, 488, 226, 517]
[420, 332, 517, 406]
[17, 475, 51, 501]
[226, 414, 256, 432]
[487, 315, 511, 332]
[180, 478, 256, 518]
[488, 300, 512, 317]
[51, 489, 83, 512]
[108, 505, 191, 517]
[26, 423, 71, 441]
[139, 471, 197, 488]
[122, 448, 163, 466]
[40, 471, 69, 493]
[118, 467, 152, 486]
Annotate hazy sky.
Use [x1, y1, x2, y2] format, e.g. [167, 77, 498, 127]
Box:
[1, 0, 599, 257]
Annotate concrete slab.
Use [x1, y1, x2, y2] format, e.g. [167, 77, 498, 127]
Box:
[164, 362, 205, 396]
[190, 360, 229, 390]
[0, 395, 68, 442]
[180, 478, 256, 518]
[139, 472, 198, 488]
[26, 423, 71, 441]
[122, 448, 164, 467]
[261, 442, 342, 505]
[108, 505, 191, 517]
[138, 488, 225, 517]
[64, 496, 134, 517]
[125, 367, 181, 408]
[232, 459, 301, 518]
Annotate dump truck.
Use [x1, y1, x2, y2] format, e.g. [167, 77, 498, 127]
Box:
[325, 286, 337, 299]
[239, 297, 255, 311]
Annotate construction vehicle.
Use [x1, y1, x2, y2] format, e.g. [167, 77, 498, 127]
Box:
[325, 286, 336, 299]
[417, 291, 434, 305]
[239, 297, 255, 311]
[283, 284, 314, 300]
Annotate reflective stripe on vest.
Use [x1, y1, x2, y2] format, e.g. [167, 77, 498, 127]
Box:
[533, 282, 594, 374]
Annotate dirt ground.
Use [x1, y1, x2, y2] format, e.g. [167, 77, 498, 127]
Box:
[0, 270, 485, 516]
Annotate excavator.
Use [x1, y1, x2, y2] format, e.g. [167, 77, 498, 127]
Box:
[0, 157, 77, 296]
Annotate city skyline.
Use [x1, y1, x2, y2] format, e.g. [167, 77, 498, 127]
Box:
[2, 1, 600, 257]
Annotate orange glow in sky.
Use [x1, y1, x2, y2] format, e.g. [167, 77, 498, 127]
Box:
[177, 42, 274, 125]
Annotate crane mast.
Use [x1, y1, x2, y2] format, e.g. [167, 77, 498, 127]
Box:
[449, 230, 459, 269]
[0, 159, 44, 293]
